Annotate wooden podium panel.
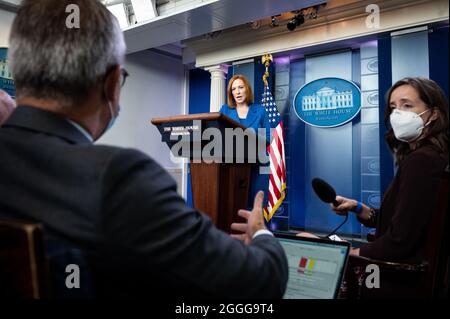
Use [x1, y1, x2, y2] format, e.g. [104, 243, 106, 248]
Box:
[152, 112, 263, 233]
[190, 162, 250, 233]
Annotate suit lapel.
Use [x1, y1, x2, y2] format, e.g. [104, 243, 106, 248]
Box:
[244, 104, 258, 128]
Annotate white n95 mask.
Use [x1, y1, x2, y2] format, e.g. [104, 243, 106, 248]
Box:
[389, 109, 431, 143]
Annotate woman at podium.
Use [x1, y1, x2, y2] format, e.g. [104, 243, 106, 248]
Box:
[220, 74, 271, 208]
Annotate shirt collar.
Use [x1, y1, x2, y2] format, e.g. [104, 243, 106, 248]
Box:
[66, 119, 94, 143]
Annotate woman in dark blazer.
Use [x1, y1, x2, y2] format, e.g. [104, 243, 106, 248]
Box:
[220, 74, 271, 208]
[332, 77, 449, 262]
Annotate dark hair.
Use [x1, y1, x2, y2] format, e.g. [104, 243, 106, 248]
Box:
[8, 0, 126, 108]
[384, 77, 449, 165]
[227, 74, 254, 107]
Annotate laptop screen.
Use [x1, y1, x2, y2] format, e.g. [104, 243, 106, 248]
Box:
[276, 234, 350, 299]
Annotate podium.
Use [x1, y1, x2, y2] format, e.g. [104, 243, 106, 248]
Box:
[151, 112, 264, 233]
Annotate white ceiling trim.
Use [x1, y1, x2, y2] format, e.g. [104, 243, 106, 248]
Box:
[187, 0, 449, 68]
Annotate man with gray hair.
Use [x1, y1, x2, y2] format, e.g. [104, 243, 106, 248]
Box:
[0, 89, 15, 125]
[0, 0, 287, 299]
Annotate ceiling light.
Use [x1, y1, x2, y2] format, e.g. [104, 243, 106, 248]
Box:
[287, 13, 305, 31]
[270, 15, 280, 28]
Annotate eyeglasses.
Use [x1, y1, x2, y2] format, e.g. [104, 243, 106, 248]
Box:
[104, 67, 129, 88]
[120, 68, 129, 88]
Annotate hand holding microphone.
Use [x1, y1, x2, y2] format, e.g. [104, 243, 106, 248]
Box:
[311, 178, 373, 239]
[331, 196, 359, 216]
[323, 187, 371, 221]
[311, 178, 348, 216]
[311, 178, 366, 216]
[311, 178, 349, 239]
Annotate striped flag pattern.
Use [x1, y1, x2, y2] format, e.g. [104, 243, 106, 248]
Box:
[262, 85, 286, 221]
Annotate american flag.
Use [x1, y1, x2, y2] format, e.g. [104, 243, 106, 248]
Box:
[262, 85, 286, 222]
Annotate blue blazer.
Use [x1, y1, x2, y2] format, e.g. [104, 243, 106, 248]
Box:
[219, 103, 271, 143]
[220, 104, 271, 208]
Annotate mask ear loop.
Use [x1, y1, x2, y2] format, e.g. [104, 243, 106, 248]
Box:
[406, 108, 433, 144]
[100, 86, 115, 137]
[421, 108, 435, 127]
[102, 65, 119, 123]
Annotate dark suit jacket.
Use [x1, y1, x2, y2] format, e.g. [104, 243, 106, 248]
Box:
[0, 105, 288, 298]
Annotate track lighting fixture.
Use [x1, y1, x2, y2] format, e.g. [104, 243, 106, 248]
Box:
[287, 13, 305, 31]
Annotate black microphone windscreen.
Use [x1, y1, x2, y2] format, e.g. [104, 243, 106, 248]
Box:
[312, 178, 337, 205]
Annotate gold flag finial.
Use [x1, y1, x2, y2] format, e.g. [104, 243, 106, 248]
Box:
[262, 54, 273, 87]
[262, 54, 273, 66]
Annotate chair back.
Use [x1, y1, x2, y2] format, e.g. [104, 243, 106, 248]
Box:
[0, 220, 49, 299]
[422, 167, 449, 297]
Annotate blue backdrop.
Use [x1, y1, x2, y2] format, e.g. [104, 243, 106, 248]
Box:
[186, 25, 449, 237]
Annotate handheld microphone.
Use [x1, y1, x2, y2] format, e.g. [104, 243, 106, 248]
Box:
[311, 178, 339, 207]
[311, 177, 347, 239]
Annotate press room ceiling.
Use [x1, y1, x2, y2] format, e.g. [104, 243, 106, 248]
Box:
[0, 0, 328, 53]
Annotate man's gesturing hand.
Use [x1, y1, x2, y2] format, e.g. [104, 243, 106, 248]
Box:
[230, 191, 267, 245]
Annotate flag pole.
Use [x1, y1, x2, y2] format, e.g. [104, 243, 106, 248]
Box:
[261, 54, 274, 222]
[261, 53, 287, 225]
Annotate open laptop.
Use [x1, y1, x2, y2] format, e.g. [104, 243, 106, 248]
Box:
[275, 233, 351, 299]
